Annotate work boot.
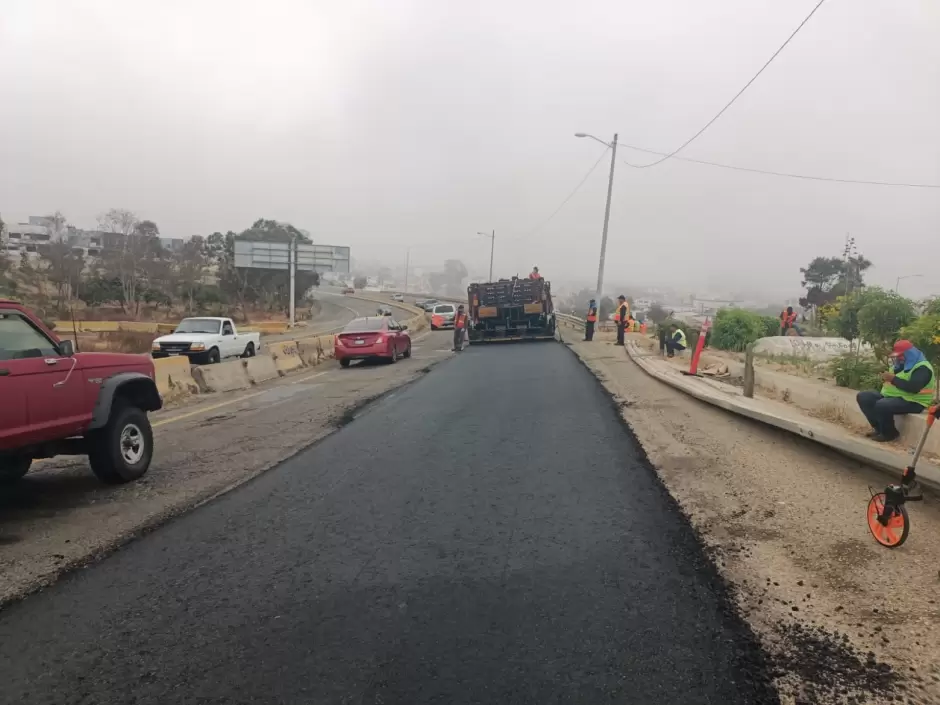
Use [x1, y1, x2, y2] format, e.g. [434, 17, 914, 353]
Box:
[872, 432, 900, 443]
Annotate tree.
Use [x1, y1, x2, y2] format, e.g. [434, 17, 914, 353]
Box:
[353, 276, 367, 289]
[598, 296, 615, 322]
[429, 259, 468, 298]
[39, 240, 85, 312]
[857, 289, 916, 362]
[78, 276, 124, 307]
[98, 209, 141, 313]
[647, 302, 669, 325]
[799, 253, 872, 313]
[175, 236, 208, 314]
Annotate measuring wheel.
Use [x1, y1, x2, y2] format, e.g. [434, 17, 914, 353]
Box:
[867, 489, 910, 548]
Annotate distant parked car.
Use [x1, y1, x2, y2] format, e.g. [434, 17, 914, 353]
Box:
[430, 303, 457, 330]
[392, 293, 405, 302]
[416, 299, 438, 311]
[343, 287, 355, 295]
[334, 317, 412, 368]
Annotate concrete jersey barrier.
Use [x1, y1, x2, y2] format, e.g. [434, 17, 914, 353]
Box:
[753, 336, 869, 361]
[191, 359, 252, 393]
[266, 340, 304, 374]
[244, 355, 279, 385]
[153, 356, 198, 401]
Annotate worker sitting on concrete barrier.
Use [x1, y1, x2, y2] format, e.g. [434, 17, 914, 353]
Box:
[665, 324, 687, 358]
[779, 306, 802, 336]
[856, 339, 935, 442]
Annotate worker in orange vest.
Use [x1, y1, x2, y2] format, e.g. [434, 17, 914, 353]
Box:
[780, 306, 801, 336]
[585, 298, 598, 341]
[615, 295, 629, 346]
[453, 305, 468, 351]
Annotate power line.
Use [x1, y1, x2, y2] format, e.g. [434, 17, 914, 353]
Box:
[619, 142, 940, 188]
[514, 147, 610, 241]
[628, 0, 830, 169]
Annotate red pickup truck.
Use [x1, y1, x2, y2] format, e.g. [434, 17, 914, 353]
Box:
[0, 301, 162, 485]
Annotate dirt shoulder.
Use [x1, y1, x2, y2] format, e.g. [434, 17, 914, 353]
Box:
[0, 331, 455, 606]
[566, 334, 940, 705]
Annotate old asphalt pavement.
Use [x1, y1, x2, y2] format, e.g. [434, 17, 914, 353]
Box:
[0, 342, 779, 704]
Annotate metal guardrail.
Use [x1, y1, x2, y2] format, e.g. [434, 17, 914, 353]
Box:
[556, 313, 585, 330]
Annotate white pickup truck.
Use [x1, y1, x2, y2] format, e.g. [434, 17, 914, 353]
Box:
[151, 317, 261, 365]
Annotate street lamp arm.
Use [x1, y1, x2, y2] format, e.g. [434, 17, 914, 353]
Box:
[575, 133, 613, 149]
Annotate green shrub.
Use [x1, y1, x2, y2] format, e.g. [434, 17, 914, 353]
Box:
[761, 315, 780, 337]
[710, 308, 765, 351]
[829, 352, 883, 391]
[856, 289, 916, 362]
[900, 314, 940, 367]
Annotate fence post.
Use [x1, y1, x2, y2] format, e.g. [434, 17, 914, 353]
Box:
[743, 343, 755, 398]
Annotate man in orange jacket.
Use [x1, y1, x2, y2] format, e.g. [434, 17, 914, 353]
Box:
[585, 298, 598, 341]
[453, 304, 468, 351]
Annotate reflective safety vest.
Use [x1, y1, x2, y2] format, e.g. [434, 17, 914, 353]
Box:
[586, 307, 597, 323]
[780, 310, 797, 327]
[674, 328, 688, 347]
[612, 312, 620, 322]
[529, 272, 542, 279]
[454, 312, 467, 329]
[881, 360, 935, 407]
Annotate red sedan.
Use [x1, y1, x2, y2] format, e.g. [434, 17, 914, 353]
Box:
[335, 317, 412, 368]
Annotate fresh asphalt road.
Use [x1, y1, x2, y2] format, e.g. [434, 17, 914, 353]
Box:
[0, 342, 777, 704]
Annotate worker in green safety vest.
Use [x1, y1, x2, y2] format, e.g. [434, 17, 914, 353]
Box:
[665, 324, 688, 358]
[856, 339, 936, 442]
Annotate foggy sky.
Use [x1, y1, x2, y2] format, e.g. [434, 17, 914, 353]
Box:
[2, 0, 938, 299]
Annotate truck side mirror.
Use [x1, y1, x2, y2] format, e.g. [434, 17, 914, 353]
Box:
[58, 339, 74, 356]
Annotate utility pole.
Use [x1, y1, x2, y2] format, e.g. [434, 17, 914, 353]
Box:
[288, 234, 296, 327]
[595, 133, 618, 301]
[477, 231, 496, 281]
[404, 247, 410, 294]
[487, 230, 495, 281]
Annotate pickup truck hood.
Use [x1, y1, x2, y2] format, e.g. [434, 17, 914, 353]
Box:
[75, 352, 155, 374]
[153, 332, 216, 344]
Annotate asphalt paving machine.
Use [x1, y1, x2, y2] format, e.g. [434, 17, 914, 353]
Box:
[467, 276, 556, 343]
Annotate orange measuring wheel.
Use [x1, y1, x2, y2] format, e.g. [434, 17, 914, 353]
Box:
[867, 491, 910, 548]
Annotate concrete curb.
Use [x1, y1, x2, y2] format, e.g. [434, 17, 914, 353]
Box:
[620, 341, 940, 491]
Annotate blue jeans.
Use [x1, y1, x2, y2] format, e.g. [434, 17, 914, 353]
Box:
[665, 339, 686, 356]
[856, 390, 923, 438]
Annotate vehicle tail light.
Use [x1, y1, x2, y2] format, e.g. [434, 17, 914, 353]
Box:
[335, 335, 342, 346]
[374, 336, 384, 345]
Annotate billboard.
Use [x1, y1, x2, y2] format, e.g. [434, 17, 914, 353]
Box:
[234, 240, 350, 274]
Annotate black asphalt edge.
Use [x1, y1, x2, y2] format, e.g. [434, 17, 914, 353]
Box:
[566, 342, 913, 704]
[559, 341, 783, 704]
[0, 353, 456, 612]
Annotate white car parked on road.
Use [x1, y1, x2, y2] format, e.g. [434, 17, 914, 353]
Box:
[151, 317, 261, 365]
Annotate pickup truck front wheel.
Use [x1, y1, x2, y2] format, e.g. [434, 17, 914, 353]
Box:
[0, 457, 31, 485]
[88, 405, 154, 484]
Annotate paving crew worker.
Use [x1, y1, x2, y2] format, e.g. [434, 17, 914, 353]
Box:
[779, 306, 801, 336]
[615, 295, 629, 346]
[584, 298, 598, 341]
[857, 339, 936, 442]
[452, 304, 468, 351]
[666, 324, 687, 358]
[529, 266, 542, 279]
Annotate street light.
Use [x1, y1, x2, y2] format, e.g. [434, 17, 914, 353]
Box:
[896, 273, 924, 293]
[575, 132, 619, 301]
[477, 231, 495, 281]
